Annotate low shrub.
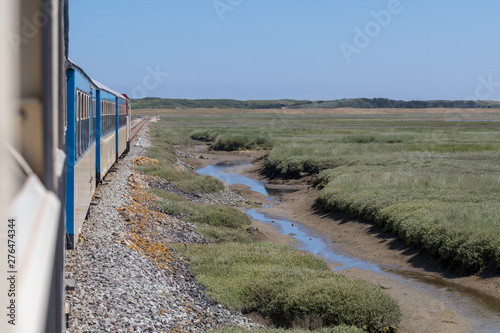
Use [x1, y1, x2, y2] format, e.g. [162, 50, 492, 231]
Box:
[265, 156, 342, 178]
[195, 224, 254, 244]
[175, 174, 225, 194]
[181, 243, 401, 332]
[340, 134, 412, 144]
[341, 135, 376, 143]
[150, 189, 251, 230]
[212, 134, 273, 151]
[138, 162, 224, 194]
[191, 204, 251, 228]
[190, 129, 218, 142]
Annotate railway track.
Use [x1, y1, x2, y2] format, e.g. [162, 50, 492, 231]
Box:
[131, 118, 149, 141]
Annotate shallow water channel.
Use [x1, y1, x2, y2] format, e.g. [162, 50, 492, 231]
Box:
[197, 161, 500, 332]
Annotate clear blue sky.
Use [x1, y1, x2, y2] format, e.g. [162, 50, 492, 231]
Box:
[69, 0, 500, 101]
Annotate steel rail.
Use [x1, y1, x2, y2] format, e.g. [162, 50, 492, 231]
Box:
[130, 118, 148, 141]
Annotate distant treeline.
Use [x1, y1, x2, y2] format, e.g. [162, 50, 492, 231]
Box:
[130, 97, 500, 109]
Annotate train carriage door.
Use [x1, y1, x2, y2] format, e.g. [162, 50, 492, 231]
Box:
[75, 90, 80, 160]
[85, 93, 89, 152]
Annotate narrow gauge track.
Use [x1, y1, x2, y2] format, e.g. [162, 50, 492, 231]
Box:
[131, 118, 149, 141]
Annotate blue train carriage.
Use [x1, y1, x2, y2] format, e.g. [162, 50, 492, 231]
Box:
[66, 60, 97, 249]
[117, 94, 128, 158]
[94, 80, 120, 182]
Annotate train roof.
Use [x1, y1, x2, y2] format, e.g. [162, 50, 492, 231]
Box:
[67, 58, 127, 100]
[92, 79, 126, 100]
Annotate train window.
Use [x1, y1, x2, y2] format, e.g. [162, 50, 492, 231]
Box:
[79, 91, 83, 158]
[87, 95, 89, 147]
[100, 100, 117, 136]
[118, 104, 126, 128]
[103, 100, 107, 136]
[82, 93, 85, 153]
[75, 91, 80, 161]
[112, 102, 116, 133]
[80, 92, 84, 155]
[82, 94, 85, 153]
[93, 98, 96, 143]
[84, 95, 88, 151]
[106, 101, 109, 135]
[86, 95, 89, 149]
[105, 101, 107, 135]
[86, 95, 88, 149]
[79, 92, 82, 158]
[83, 94, 85, 152]
[80, 92, 83, 155]
[83, 94, 86, 152]
[101, 101, 104, 136]
[87, 95, 90, 146]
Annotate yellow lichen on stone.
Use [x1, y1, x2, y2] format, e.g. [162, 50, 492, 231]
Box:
[131, 156, 159, 166]
[118, 174, 181, 275]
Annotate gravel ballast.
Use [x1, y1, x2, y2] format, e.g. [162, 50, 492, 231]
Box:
[65, 122, 259, 332]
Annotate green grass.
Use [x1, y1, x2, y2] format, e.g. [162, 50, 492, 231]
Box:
[316, 165, 500, 272]
[144, 117, 403, 331]
[179, 243, 401, 332]
[149, 189, 253, 243]
[190, 129, 218, 142]
[147, 114, 500, 273]
[142, 113, 500, 333]
[269, 141, 500, 271]
[195, 224, 254, 244]
[148, 173, 400, 331]
[138, 162, 224, 194]
[137, 124, 225, 194]
[212, 133, 273, 151]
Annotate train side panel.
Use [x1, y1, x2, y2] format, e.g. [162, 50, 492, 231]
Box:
[97, 89, 117, 180]
[100, 131, 116, 178]
[118, 127, 127, 156]
[66, 66, 96, 248]
[122, 94, 131, 153]
[73, 144, 95, 242]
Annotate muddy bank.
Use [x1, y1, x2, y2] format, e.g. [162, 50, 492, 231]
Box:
[180, 144, 500, 333]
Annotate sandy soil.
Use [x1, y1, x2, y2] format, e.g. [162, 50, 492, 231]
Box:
[181, 144, 500, 333]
